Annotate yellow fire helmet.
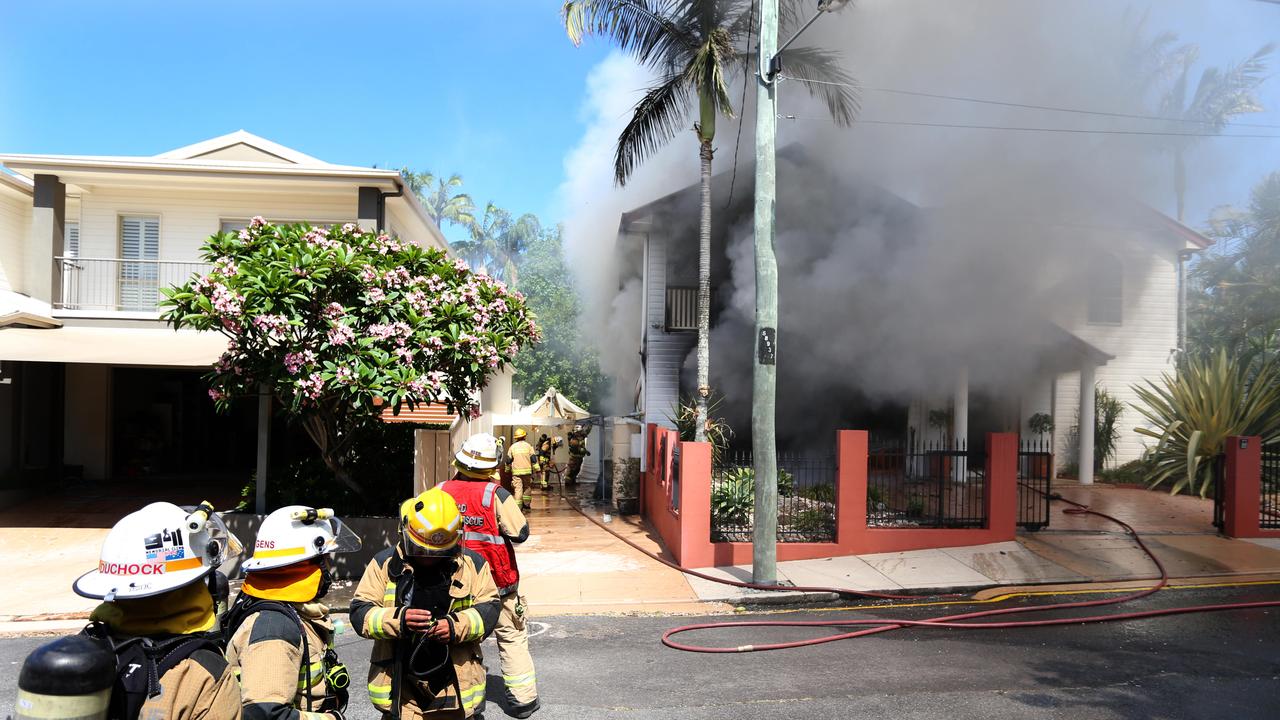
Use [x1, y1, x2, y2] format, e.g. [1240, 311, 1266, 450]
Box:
[513, 427, 528, 440]
[400, 488, 462, 557]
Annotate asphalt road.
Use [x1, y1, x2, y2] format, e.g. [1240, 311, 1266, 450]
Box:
[4, 584, 1279, 719]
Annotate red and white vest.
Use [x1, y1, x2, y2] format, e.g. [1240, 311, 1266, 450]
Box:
[439, 478, 520, 593]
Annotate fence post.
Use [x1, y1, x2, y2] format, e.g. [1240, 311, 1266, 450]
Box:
[678, 441, 713, 567]
[836, 430, 868, 551]
[985, 433, 1018, 540]
[1223, 436, 1262, 538]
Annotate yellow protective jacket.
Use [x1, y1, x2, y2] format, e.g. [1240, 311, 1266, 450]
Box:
[506, 440, 539, 476]
[226, 600, 338, 720]
[351, 545, 501, 718]
[136, 647, 242, 719]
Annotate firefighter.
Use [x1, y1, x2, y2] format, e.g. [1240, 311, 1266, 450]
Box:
[69, 501, 243, 719]
[440, 434, 538, 718]
[565, 424, 591, 486]
[351, 487, 501, 719]
[505, 428, 539, 511]
[535, 434, 553, 491]
[225, 505, 362, 720]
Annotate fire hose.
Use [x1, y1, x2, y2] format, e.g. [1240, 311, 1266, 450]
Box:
[558, 481, 1280, 654]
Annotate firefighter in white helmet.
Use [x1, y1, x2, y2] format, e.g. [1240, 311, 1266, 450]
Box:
[70, 501, 243, 719]
[225, 505, 362, 720]
[441, 433, 538, 717]
[352, 487, 501, 719]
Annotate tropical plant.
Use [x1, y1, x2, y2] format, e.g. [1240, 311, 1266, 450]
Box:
[712, 466, 756, 527]
[452, 202, 540, 283]
[1124, 17, 1273, 222]
[564, 0, 856, 440]
[160, 219, 540, 496]
[400, 168, 477, 230]
[1068, 386, 1124, 471]
[672, 393, 733, 464]
[1028, 412, 1055, 438]
[1132, 350, 1280, 496]
[511, 225, 608, 408]
[1191, 172, 1280, 356]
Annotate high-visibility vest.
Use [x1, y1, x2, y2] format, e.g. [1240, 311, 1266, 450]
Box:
[508, 440, 537, 475]
[439, 479, 519, 592]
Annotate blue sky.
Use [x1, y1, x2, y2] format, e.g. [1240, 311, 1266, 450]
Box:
[0, 1, 1276, 235]
[0, 1, 610, 240]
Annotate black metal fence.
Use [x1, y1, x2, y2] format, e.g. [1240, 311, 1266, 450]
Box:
[1017, 438, 1053, 530]
[1212, 453, 1226, 531]
[1262, 448, 1279, 530]
[867, 438, 987, 529]
[710, 451, 837, 543]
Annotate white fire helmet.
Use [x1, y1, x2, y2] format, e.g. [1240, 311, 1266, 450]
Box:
[454, 432, 502, 471]
[241, 505, 362, 572]
[73, 501, 243, 601]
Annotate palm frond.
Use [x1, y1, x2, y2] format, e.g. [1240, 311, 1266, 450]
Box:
[562, 0, 696, 66]
[614, 72, 694, 186]
[1185, 43, 1274, 130]
[684, 28, 738, 121]
[776, 45, 859, 126]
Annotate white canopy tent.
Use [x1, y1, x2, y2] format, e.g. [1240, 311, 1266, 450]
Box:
[490, 386, 589, 429]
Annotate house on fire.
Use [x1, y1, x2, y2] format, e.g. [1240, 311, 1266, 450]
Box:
[618, 150, 1209, 481]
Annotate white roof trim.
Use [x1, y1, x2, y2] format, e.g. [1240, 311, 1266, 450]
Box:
[0, 154, 402, 182]
[0, 170, 32, 195]
[155, 130, 326, 165]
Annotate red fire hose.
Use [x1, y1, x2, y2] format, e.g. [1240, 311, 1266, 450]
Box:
[559, 484, 1280, 653]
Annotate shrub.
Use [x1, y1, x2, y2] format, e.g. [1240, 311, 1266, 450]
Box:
[1133, 349, 1280, 496]
[791, 509, 836, 538]
[1068, 387, 1123, 471]
[672, 394, 733, 465]
[1097, 458, 1153, 486]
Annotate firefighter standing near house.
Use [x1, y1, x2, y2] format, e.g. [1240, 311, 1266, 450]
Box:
[351, 486, 501, 719]
[224, 505, 362, 720]
[59, 501, 244, 719]
[564, 424, 590, 486]
[506, 428, 540, 511]
[535, 434, 554, 490]
[441, 433, 540, 718]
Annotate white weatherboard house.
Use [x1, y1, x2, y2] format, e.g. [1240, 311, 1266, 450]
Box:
[0, 131, 503, 507]
[620, 154, 1209, 481]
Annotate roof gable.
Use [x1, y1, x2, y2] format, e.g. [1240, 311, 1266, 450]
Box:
[155, 130, 326, 165]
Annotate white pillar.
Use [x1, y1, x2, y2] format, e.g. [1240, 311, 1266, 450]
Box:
[953, 366, 969, 450]
[1079, 363, 1096, 485]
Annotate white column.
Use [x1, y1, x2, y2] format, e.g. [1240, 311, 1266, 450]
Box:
[953, 366, 969, 450]
[1079, 363, 1096, 485]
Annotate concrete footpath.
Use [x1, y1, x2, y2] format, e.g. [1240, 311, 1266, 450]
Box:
[5, 483, 1280, 635]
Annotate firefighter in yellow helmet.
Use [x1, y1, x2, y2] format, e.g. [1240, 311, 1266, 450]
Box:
[352, 488, 501, 719]
[564, 424, 590, 486]
[225, 505, 362, 720]
[505, 428, 540, 511]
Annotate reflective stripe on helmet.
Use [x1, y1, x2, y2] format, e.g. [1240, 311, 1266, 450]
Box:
[252, 546, 308, 560]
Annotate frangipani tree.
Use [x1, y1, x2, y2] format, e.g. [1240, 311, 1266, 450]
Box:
[161, 218, 540, 494]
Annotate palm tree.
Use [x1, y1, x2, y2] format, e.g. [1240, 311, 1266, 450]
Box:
[399, 168, 478, 229]
[454, 202, 540, 283]
[1165, 45, 1273, 222]
[563, 0, 856, 440]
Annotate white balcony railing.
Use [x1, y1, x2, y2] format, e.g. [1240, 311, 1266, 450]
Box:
[665, 286, 697, 331]
[55, 257, 210, 313]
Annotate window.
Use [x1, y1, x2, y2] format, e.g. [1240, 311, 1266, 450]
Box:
[64, 222, 79, 258]
[1087, 255, 1123, 325]
[665, 286, 697, 331]
[119, 216, 160, 311]
[219, 219, 248, 233]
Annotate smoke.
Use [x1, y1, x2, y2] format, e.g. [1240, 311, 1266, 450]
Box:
[560, 1, 1235, 444]
[556, 51, 699, 413]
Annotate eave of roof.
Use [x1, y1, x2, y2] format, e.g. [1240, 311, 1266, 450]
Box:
[0, 153, 404, 183]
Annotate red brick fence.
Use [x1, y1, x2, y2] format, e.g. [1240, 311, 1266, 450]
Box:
[641, 425, 1020, 569]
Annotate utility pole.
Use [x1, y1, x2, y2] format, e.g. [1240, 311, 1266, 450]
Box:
[751, 0, 780, 585]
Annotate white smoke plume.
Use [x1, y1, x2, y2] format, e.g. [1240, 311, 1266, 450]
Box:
[560, 1, 1253, 443]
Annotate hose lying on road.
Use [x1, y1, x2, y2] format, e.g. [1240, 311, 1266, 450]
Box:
[557, 483, 1280, 653]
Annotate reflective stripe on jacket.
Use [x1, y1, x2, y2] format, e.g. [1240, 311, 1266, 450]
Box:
[440, 477, 529, 593]
[350, 545, 501, 718]
[226, 601, 336, 719]
[507, 440, 539, 475]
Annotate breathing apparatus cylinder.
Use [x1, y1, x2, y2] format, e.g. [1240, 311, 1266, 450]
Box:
[13, 635, 116, 720]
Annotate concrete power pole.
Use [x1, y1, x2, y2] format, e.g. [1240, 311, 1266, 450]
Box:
[751, 0, 780, 585]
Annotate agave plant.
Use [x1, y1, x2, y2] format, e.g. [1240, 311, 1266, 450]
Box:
[671, 394, 734, 465]
[1132, 350, 1280, 496]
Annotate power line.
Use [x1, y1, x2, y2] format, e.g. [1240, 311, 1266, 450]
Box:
[780, 75, 1280, 130]
[777, 114, 1280, 138]
[726, 0, 757, 211]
